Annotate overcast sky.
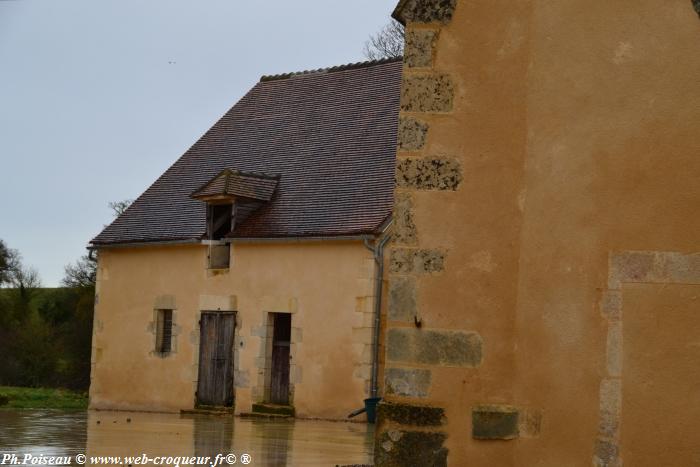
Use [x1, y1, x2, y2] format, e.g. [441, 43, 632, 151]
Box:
[0, 0, 397, 286]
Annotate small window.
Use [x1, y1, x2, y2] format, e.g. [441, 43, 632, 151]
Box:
[208, 244, 231, 269]
[156, 309, 173, 355]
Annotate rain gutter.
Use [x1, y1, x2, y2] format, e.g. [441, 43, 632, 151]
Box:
[88, 235, 375, 251]
[364, 221, 393, 398]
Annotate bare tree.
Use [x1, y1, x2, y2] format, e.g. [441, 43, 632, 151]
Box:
[363, 20, 405, 60]
[0, 243, 41, 305]
[8, 264, 41, 292]
[62, 199, 133, 289]
[62, 255, 96, 289]
[108, 199, 133, 217]
[0, 240, 35, 290]
[0, 240, 18, 286]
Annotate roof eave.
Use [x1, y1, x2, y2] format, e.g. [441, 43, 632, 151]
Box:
[391, 0, 410, 25]
[229, 234, 376, 244]
[88, 238, 202, 250]
[88, 234, 378, 250]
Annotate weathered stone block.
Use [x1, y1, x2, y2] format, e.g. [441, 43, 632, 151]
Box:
[394, 0, 457, 25]
[609, 251, 656, 289]
[397, 116, 429, 151]
[401, 74, 454, 113]
[609, 251, 700, 289]
[199, 294, 237, 312]
[664, 252, 700, 284]
[359, 257, 375, 278]
[388, 277, 417, 321]
[389, 248, 445, 274]
[252, 403, 295, 417]
[518, 409, 542, 438]
[377, 401, 444, 426]
[362, 311, 375, 327]
[290, 365, 302, 384]
[386, 328, 483, 367]
[593, 438, 620, 467]
[393, 192, 418, 245]
[233, 369, 250, 388]
[353, 364, 371, 380]
[374, 430, 448, 467]
[599, 290, 622, 321]
[260, 295, 297, 313]
[355, 296, 372, 314]
[396, 157, 462, 190]
[356, 278, 374, 297]
[154, 294, 176, 310]
[413, 249, 444, 273]
[404, 29, 438, 68]
[472, 405, 519, 440]
[606, 322, 623, 377]
[389, 249, 413, 274]
[598, 378, 621, 440]
[385, 367, 432, 398]
[361, 343, 372, 362]
[352, 327, 373, 344]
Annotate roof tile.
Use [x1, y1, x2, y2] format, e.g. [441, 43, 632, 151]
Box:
[91, 58, 401, 245]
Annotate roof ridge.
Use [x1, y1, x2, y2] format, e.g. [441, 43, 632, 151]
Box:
[259, 56, 402, 82]
[225, 168, 282, 180]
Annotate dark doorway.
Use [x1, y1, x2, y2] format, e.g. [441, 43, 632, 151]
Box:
[270, 313, 291, 405]
[208, 203, 233, 240]
[197, 312, 236, 407]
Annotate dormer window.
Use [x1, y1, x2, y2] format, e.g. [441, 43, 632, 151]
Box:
[191, 169, 280, 270]
[208, 203, 234, 241]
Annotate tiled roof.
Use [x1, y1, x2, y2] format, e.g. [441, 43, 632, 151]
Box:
[259, 57, 401, 82]
[91, 58, 402, 246]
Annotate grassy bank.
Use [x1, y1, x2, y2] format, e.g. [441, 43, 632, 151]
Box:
[0, 386, 88, 409]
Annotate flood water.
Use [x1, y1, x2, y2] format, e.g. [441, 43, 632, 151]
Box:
[0, 410, 374, 466]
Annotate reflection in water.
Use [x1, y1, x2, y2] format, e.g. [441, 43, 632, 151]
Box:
[0, 409, 372, 466]
[0, 409, 87, 463]
[192, 415, 233, 461]
[250, 418, 292, 467]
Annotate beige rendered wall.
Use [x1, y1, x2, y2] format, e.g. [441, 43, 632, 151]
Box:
[89, 240, 379, 420]
[377, 1, 700, 466]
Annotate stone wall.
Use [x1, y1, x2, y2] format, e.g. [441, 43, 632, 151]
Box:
[89, 241, 378, 420]
[378, 0, 700, 465]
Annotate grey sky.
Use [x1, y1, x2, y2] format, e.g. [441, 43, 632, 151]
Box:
[0, 0, 398, 286]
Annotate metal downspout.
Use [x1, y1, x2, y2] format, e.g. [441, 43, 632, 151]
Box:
[365, 229, 392, 399]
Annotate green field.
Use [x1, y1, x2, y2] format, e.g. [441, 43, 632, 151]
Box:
[0, 386, 88, 409]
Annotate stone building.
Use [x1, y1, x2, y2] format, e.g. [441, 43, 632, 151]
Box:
[376, 0, 700, 466]
[88, 59, 401, 419]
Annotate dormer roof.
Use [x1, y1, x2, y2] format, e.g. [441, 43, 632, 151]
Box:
[191, 169, 280, 202]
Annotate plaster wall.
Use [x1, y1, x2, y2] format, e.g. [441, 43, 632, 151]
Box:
[89, 241, 378, 420]
[379, 0, 700, 465]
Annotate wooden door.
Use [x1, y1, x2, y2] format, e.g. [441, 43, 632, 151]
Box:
[270, 313, 291, 405]
[197, 312, 235, 407]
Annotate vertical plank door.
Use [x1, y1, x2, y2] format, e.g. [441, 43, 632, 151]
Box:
[270, 313, 291, 405]
[197, 312, 235, 407]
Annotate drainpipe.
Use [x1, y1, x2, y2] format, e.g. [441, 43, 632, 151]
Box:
[364, 225, 392, 399]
